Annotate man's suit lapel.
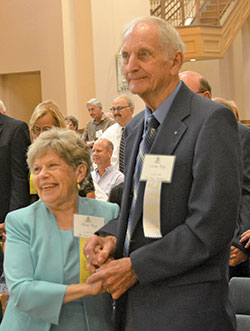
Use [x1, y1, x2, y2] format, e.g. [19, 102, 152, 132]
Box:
[130, 85, 192, 237]
[116, 113, 144, 255]
[0, 114, 4, 140]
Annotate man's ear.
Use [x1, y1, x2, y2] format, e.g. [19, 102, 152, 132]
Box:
[170, 51, 184, 75]
[203, 91, 211, 99]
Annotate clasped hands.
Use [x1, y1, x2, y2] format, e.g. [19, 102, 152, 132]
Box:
[84, 234, 137, 300]
[229, 230, 250, 267]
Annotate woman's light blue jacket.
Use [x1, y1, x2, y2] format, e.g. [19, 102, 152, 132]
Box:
[0, 197, 119, 331]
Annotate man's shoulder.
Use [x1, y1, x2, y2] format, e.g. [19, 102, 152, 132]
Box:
[86, 118, 94, 127]
[102, 123, 120, 136]
[108, 166, 124, 179]
[1, 114, 28, 130]
[238, 121, 250, 137]
[102, 114, 115, 125]
[127, 110, 145, 129]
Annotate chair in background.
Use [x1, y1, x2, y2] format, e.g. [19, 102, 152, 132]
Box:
[230, 277, 250, 331]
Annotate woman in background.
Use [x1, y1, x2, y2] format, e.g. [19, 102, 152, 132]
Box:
[29, 100, 66, 203]
[0, 128, 118, 331]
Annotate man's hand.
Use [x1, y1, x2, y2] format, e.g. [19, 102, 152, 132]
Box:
[0, 223, 6, 241]
[240, 230, 250, 249]
[229, 245, 248, 266]
[87, 257, 137, 300]
[84, 234, 117, 272]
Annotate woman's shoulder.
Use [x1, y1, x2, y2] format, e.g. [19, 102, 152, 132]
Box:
[5, 200, 45, 225]
[78, 197, 119, 218]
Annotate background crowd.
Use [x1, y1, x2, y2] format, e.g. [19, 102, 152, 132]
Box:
[0, 15, 249, 331]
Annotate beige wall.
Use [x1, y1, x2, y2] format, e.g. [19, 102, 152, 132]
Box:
[61, 0, 96, 128]
[0, 72, 41, 123]
[0, 0, 95, 128]
[182, 15, 250, 120]
[91, 0, 150, 117]
[0, 0, 67, 122]
[0, 0, 249, 127]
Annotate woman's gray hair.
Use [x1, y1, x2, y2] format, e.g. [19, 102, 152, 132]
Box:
[29, 100, 66, 132]
[27, 128, 91, 184]
[121, 16, 185, 59]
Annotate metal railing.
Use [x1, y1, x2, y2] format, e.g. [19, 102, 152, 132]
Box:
[150, 0, 235, 26]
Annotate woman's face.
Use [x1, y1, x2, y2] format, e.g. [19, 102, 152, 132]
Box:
[32, 112, 56, 140]
[33, 150, 85, 211]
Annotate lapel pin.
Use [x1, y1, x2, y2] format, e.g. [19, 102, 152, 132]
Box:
[174, 131, 178, 135]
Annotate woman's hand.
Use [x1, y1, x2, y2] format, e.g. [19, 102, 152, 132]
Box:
[84, 280, 104, 296]
[64, 281, 105, 304]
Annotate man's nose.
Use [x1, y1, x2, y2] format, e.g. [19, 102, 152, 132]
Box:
[126, 54, 139, 72]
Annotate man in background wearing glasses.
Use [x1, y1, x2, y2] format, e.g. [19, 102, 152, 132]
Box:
[102, 95, 134, 173]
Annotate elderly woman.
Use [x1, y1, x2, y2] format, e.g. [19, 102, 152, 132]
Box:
[29, 100, 95, 201]
[0, 128, 119, 331]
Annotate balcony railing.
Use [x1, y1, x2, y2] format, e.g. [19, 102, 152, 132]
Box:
[150, 0, 235, 26]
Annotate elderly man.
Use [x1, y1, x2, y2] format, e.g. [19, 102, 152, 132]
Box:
[82, 98, 115, 148]
[180, 71, 250, 278]
[85, 17, 241, 331]
[91, 138, 124, 198]
[102, 95, 134, 172]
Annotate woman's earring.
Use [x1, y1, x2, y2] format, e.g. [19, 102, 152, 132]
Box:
[77, 179, 81, 190]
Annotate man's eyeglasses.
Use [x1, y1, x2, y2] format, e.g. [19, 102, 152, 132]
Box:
[32, 126, 53, 135]
[110, 106, 129, 112]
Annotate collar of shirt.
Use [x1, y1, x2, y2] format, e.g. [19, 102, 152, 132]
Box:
[144, 81, 182, 127]
[95, 165, 113, 177]
[94, 113, 105, 124]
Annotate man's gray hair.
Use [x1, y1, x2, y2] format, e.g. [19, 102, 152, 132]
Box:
[27, 127, 91, 184]
[86, 98, 102, 109]
[0, 100, 6, 113]
[121, 16, 185, 59]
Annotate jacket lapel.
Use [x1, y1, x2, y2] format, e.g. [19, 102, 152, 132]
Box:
[130, 84, 192, 237]
[116, 112, 144, 254]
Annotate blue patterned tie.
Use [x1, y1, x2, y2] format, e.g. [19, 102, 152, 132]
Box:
[132, 114, 159, 200]
[119, 128, 125, 173]
[124, 114, 159, 254]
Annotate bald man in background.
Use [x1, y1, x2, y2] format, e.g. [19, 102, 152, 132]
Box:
[180, 71, 250, 278]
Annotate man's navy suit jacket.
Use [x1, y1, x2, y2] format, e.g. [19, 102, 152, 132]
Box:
[0, 113, 30, 222]
[103, 83, 242, 331]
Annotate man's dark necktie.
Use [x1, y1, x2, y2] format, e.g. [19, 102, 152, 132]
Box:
[119, 127, 125, 173]
[132, 114, 159, 200]
[124, 114, 159, 254]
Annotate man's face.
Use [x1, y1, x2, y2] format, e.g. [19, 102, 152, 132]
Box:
[121, 22, 173, 103]
[92, 140, 112, 168]
[87, 103, 102, 121]
[111, 96, 133, 127]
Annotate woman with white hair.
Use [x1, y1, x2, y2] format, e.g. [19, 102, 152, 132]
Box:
[0, 128, 118, 331]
